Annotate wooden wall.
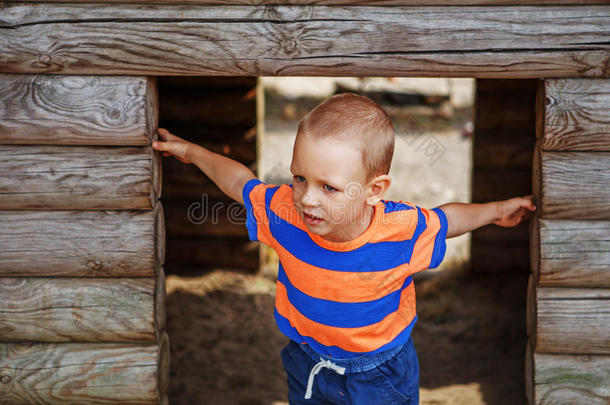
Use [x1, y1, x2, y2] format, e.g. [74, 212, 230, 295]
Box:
[527, 78, 610, 404]
[0, 74, 168, 404]
[157, 77, 259, 274]
[1, 4, 608, 78]
[471, 79, 536, 273]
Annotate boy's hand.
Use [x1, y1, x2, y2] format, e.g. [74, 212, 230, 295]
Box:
[152, 128, 193, 164]
[492, 195, 536, 227]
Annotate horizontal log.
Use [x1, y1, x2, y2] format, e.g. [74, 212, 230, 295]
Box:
[18, 0, 610, 4]
[536, 150, 610, 219]
[0, 75, 157, 146]
[0, 332, 169, 405]
[541, 79, 610, 151]
[0, 202, 163, 277]
[534, 287, 610, 354]
[531, 218, 610, 287]
[526, 349, 610, 405]
[0, 5, 609, 78]
[0, 277, 162, 342]
[0, 145, 160, 210]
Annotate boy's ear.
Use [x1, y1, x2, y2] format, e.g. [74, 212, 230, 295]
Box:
[366, 174, 391, 205]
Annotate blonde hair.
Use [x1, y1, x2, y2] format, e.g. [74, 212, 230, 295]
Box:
[297, 92, 395, 182]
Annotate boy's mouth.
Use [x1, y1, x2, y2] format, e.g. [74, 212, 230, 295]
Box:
[303, 211, 323, 225]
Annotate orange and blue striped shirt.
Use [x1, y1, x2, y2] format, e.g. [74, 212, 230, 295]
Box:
[242, 178, 448, 359]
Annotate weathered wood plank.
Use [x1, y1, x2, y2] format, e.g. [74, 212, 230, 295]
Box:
[537, 150, 610, 219]
[542, 79, 610, 151]
[0, 145, 159, 210]
[531, 218, 610, 287]
[0, 75, 157, 146]
[0, 277, 161, 343]
[19, 0, 610, 4]
[0, 332, 169, 405]
[535, 287, 610, 354]
[0, 203, 164, 277]
[0, 4, 609, 78]
[155, 266, 167, 333]
[530, 351, 610, 404]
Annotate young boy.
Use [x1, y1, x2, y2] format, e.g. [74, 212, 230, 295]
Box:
[152, 93, 536, 405]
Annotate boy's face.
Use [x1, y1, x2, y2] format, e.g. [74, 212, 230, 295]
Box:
[289, 132, 374, 242]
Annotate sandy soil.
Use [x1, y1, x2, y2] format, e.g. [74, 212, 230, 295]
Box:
[166, 269, 527, 405]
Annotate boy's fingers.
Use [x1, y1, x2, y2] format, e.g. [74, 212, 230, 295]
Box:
[152, 141, 171, 152]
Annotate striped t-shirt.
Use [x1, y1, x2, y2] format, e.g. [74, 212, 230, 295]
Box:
[242, 178, 448, 359]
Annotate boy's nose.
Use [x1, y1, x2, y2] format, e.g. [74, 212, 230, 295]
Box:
[301, 188, 320, 207]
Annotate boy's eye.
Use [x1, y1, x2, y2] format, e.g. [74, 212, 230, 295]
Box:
[323, 184, 336, 192]
[294, 175, 305, 183]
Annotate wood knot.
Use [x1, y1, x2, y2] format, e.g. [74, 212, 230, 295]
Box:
[108, 107, 121, 120]
[38, 54, 51, 64]
[86, 260, 102, 271]
[0, 375, 11, 384]
[284, 39, 298, 55]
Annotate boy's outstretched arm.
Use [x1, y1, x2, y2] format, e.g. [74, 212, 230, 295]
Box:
[151, 128, 256, 204]
[437, 195, 536, 238]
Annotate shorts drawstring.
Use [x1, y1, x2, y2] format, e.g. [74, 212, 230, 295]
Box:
[304, 358, 346, 400]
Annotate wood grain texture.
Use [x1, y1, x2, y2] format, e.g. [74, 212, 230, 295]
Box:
[542, 79, 610, 151]
[0, 145, 158, 210]
[155, 266, 167, 334]
[0, 4, 609, 78]
[0, 277, 159, 343]
[535, 287, 610, 354]
[17, 0, 610, 4]
[155, 201, 166, 267]
[0, 75, 156, 145]
[533, 219, 610, 287]
[538, 150, 610, 219]
[533, 352, 610, 404]
[0, 333, 169, 405]
[0, 207, 161, 277]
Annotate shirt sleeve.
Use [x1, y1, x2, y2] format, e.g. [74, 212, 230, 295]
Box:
[408, 205, 449, 270]
[241, 178, 275, 247]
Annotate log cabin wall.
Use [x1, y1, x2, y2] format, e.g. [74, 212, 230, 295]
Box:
[471, 79, 537, 273]
[0, 2, 609, 404]
[157, 77, 259, 274]
[0, 74, 169, 405]
[527, 78, 610, 404]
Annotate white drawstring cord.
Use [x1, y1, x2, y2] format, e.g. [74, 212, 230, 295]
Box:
[304, 358, 346, 400]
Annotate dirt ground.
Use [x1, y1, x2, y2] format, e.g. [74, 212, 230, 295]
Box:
[165, 79, 529, 404]
[166, 269, 528, 405]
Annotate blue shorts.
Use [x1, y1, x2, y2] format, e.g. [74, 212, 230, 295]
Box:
[280, 337, 420, 404]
